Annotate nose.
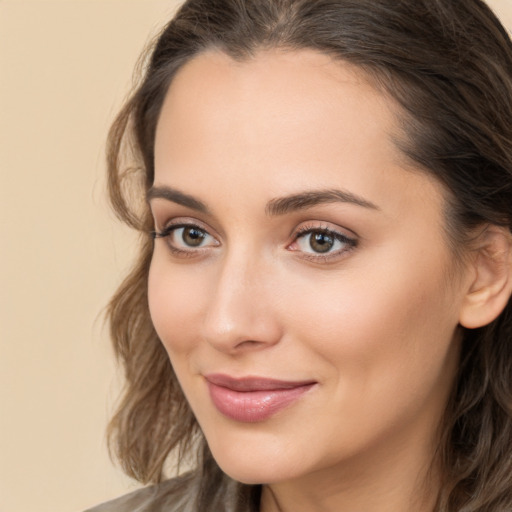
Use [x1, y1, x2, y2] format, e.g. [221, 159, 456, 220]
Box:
[200, 251, 283, 354]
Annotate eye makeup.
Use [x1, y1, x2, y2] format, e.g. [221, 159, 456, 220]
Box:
[287, 223, 358, 263]
[150, 217, 358, 264]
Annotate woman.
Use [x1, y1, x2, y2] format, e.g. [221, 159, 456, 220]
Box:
[87, 0, 512, 510]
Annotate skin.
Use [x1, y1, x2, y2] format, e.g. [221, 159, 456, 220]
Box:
[148, 49, 474, 512]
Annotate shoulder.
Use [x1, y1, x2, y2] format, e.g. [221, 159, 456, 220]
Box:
[83, 472, 199, 512]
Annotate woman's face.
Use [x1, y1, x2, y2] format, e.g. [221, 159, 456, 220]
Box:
[148, 50, 468, 486]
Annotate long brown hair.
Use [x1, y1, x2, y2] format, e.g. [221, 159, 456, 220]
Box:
[106, 1, 512, 510]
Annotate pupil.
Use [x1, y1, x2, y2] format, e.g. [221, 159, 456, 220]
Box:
[183, 227, 205, 247]
[310, 232, 334, 253]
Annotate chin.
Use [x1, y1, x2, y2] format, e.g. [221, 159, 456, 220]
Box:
[215, 460, 290, 485]
[206, 437, 309, 485]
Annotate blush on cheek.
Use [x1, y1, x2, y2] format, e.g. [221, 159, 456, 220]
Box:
[148, 255, 216, 358]
[148, 265, 188, 351]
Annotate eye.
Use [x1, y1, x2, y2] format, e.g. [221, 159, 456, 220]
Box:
[151, 222, 219, 254]
[173, 226, 209, 247]
[289, 225, 357, 260]
[299, 231, 339, 253]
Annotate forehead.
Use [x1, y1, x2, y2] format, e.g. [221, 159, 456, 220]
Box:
[156, 50, 403, 176]
[154, 48, 445, 229]
[156, 48, 396, 138]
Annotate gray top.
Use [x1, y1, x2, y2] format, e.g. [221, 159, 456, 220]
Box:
[83, 472, 256, 512]
[83, 474, 196, 512]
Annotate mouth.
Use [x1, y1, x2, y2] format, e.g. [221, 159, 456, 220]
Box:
[204, 374, 317, 423]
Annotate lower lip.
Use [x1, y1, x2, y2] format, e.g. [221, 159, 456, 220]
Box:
[206, 381, 315, 423]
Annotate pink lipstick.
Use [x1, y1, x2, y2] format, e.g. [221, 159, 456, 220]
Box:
[205, 374, 316, 423]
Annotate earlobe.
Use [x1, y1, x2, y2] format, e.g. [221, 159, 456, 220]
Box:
[459, 225, 512, 329]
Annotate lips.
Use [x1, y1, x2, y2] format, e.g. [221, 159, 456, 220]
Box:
[204, 374, 316, 423]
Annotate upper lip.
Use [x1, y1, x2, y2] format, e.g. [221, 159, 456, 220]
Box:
[204, 373, 316, 391]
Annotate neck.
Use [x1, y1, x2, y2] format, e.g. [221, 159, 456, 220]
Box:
[259, 420, 442, 512]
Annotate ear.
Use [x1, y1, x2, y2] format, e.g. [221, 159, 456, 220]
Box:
[459, 225, 512, 329]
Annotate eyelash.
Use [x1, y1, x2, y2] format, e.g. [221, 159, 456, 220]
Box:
[290, 224, 358, 262]
[150, 221, 358, 262]
[151, 222, 216, 258]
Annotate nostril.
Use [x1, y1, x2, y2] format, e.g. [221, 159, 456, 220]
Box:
[234, 339, 265, 350]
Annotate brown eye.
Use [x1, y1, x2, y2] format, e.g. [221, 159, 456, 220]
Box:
[309, 231, 335, 253]
[181, 226, 207, 247]
[292, 227, 357, 259]
[152, 223, 218, 253]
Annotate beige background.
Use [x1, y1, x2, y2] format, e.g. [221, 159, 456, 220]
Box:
[1, 1, 511, 511]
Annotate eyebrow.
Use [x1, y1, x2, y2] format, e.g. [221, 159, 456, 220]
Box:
[147, 186, 210, 213]
[147, 185, 379, 216]
[265, 189, 379, 216]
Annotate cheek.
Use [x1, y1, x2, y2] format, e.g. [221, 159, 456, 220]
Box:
[283, 246, 460, 406]
[147, 254, 205, 356]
